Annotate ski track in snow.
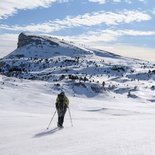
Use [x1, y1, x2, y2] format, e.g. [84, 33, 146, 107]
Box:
[1, 76, 155, 155]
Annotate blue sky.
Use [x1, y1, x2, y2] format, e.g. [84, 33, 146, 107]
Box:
[0, 0, 155, 61]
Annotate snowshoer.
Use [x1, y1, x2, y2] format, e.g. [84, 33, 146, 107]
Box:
[55, 91, 69, 128]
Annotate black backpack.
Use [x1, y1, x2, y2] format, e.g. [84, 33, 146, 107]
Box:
[57, 94, 65, 109]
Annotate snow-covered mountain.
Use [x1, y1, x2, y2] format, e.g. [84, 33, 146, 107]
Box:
[1, 33, 155, 155]
[0, 32, 155, 98]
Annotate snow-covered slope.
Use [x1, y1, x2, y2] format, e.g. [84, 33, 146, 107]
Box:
[1, 74, 155, 155]
[0, 32, 155, 98]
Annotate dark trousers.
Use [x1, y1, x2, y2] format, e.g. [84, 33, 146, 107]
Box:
[57, 108, 67, 127]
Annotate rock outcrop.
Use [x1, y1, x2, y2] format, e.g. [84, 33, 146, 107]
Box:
[17, 32, 59, 48]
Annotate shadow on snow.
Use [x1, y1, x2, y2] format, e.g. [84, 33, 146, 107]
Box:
[82, 108, 143, 116]
[33, 127, 62, 138]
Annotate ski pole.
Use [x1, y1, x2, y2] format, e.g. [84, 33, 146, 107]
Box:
[68, 107, 73, 127]
[46, 110, 56, 130]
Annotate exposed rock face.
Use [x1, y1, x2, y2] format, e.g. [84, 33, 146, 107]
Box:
[17, 32, 59, 48]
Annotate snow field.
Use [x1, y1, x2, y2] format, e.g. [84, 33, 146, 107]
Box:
[1, 77, 155, 155]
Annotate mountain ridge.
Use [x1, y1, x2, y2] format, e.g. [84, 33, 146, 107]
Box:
[0, 32, 155, 98]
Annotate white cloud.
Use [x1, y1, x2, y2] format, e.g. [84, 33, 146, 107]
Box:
[88, 0, 145, 4]
[98, 44, 155, 63]
[153, 8, 155, 14]
[0, 0, 68, 19]
[0, 33, 18, 58]
[0, 10, 151, 33]
[64, 30, 120, 43]
[113, 0, 121, 2]
[60, 29, 155, 44]
[88, 0, 106, 4]
[138, 0, 145, 2]
[119, 30, 155, 36]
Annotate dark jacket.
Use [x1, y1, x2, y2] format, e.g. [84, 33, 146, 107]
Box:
[55, 94, 69, 109]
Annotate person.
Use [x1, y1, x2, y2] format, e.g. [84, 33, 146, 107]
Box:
[55, 91, 69, 128]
